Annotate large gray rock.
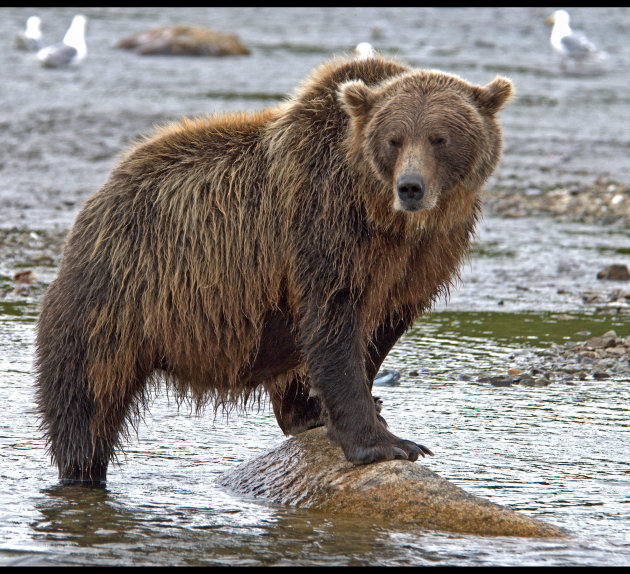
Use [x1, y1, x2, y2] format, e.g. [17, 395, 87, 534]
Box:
[219, 427, 565, 537]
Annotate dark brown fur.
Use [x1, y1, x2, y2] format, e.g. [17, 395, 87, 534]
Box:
[35, 54, 512, 484]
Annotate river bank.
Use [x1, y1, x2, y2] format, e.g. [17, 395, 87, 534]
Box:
[486, 178, 630, 227]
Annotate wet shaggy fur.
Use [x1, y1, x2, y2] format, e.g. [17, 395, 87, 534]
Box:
[35, 53, 513, 483]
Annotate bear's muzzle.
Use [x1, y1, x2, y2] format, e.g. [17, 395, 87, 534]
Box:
[395, 172, 426, 212]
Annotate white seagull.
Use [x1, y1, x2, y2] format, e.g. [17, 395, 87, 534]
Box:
[37, 14, 87, 68]
[353, 41, 376, 60]
[15, 15, 43, 51]
[546, 10, 603, 72]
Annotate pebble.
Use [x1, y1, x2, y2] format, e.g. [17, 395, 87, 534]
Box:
[13, 270, 36, 284]
[485, 178, 630, 227]
[597, 264, 630, 281]
[476, 330, 630, 388]
[584, 331, 617, 349]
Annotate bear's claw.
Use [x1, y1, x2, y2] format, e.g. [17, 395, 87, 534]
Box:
[341, 433, 433, 465]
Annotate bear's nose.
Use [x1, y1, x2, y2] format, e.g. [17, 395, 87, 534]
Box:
[397, 173, 425, 201]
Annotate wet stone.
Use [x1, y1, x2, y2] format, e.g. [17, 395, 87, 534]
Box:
[489, 378, 514, 387]
[521, 376, 551, 387]
[13, 270, 35, 284]
[219, 426, 565, 537]
[607, 346, 628, 356]
[519, 375, 538, 387]
[116, 26, 250, 57]
[475, 328, 630, 387]
[585, 335, 617, 349]
[597, 264, 630, 281]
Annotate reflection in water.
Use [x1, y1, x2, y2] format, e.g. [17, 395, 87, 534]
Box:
[29, 484, 415, 566]
[33, 485, 141, 549]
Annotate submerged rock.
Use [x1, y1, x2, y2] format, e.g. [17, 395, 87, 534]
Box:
[219, 426, 565, 537]
[116, 26, 249, 57]
[596, 264, 630, 281]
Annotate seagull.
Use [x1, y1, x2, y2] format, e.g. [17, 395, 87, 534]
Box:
[546, 10, 603, 72]
[353, 41, 376, 60]
[15, 15, 43, 51]
[37, 14, 87, 68]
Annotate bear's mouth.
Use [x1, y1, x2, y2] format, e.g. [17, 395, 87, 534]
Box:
[395, 197, 426, 212]
[393, 187, 438, 214]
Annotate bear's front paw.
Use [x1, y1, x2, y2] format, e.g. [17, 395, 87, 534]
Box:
[337, 429, 433, 465]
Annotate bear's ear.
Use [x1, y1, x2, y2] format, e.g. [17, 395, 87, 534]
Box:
[337, 79, 377, 119]
[471, 76, 514, 114]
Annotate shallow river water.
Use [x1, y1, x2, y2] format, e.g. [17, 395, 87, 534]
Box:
[1, 7, 629, 567]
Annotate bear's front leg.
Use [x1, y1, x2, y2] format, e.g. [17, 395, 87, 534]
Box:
[300, 290, 431, 465]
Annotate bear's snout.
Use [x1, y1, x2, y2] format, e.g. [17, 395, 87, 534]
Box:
[396, 173, 426, 211]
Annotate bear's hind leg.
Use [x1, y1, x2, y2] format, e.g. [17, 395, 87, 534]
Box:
[36, 364, 146, 485]
[267, 375, 325, 436]
[268, 310, 415, 438]
[268, 376, 388, 437]
[35, 319, 149, 485]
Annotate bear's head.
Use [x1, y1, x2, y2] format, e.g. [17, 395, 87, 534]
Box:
[338, 69, 513, 214]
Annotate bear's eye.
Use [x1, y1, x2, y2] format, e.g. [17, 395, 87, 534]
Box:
[429, 135, 447, 146]
[388, 138, 402, 149]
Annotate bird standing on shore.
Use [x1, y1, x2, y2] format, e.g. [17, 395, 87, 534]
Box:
[353, 41, 376, 60]
[546, 10, 603, 73]
[37, 14, 87, 68]
[15, 15, 43, 51]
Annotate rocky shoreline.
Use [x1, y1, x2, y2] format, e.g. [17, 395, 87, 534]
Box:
[479, 177, 630, 385]
[485, 178, 630, 227]
[471, 329, 630, 388]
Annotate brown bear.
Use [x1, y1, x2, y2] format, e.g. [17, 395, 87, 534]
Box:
[34, 52, 513, 484]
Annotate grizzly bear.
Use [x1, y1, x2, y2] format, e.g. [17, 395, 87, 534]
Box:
[35, 52, 512, 484]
